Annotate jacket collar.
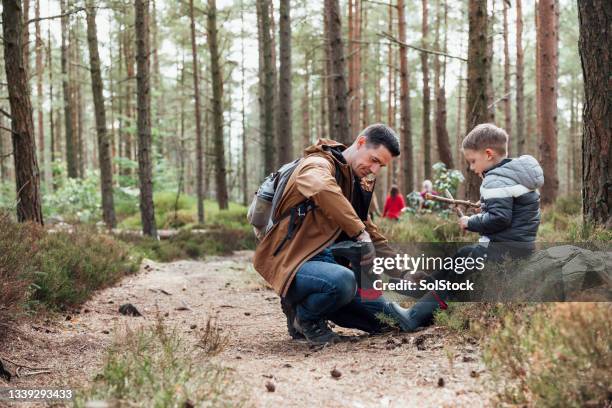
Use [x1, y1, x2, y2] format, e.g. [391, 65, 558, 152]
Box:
[483, 158, 512, 176]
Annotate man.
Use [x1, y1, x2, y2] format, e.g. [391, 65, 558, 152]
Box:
[253, 124, 420, 344]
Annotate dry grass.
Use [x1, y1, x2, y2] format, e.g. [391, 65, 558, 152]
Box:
[76, 316, 240, 407]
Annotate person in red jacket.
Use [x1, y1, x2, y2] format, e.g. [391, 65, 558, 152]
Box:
[382, 185, 405, 220]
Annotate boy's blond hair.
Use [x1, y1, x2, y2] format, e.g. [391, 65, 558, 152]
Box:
[462, 123, 508, 155]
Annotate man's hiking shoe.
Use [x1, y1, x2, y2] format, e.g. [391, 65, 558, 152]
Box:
[280, 298, 305, 340]
[294, 318, 340, 345]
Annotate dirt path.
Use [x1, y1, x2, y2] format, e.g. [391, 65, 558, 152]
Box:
[3, 251, 492, 407]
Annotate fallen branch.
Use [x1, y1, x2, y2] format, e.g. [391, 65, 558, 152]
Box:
[425, 193, 480, 208]
[379, 32, 467, 62]
[0, 355, 51, 372]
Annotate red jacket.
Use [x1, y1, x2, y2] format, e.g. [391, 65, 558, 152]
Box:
[383, 194, 405, 219]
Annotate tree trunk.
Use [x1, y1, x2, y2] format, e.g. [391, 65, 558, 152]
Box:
[515, 0, 525, 155]
[277, 0, 293, 164]
[397, 0, 414, 194]
[135, 0, 157, 237]
[256, 0, 276, 176]
[465, 0, 490, 201]
[123, 26, 135, 174]
[60, 0, 77, 178]
[2, 0, 43, 224]
[207, 0, 229, 210]
[48, 27, 55, 166]
[502, 0, 512, 151]
[323, 10, 335, 140]
[325, 0, 351, 145]
[302, 58, 311, 151]
[421, 0, 431, 179]
[578, 0, 611, 228]
[188, 0, 205, 223]
[86, 2, 116, 228]
[386, 2, 395, 190]
[433, 0, 453, 169]
[537, 0, 559, 205]
[240, 0, 248, 205]
[34, 0, 48, 189]
[348, 0, 361, 135]
[73, 23, 85, 177]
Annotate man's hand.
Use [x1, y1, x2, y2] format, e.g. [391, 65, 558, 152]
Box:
[459, 216, 470, 230]
[356, 230, 372, 243]
[355, 231, 375, 266]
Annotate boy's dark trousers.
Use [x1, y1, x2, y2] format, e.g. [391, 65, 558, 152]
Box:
[404, 242, 534, 329]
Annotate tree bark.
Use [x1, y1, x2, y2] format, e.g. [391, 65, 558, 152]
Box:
[256, 0, 276, 175]
[189, 0, 205, 223]
[465, 0, 490, 201]
[578, 0, 611, 228]
[386, 2, 395, 190]
[515, 0, 525, 155]
[34, 0, 48, 189]
[421, 0, 431, 179]
[348, 0, 362, 135]
[207, 0, 229, 210]
[2, 0, 43, 224]
[397, 0, 414, 194]
[86, 2, 116, 228]
[433, 0, 453, 169]
[240, 0, 248, 205]
[277, 0, 293, 164]
[135, 0, 157, 237]
[537, 0, 559, 204]
[502, 0, 512, 151]
[60, 0, 77, 178]
[325, 0, 351, 145]
[323, 9, 335, 140]
[302, 58, 311, 151]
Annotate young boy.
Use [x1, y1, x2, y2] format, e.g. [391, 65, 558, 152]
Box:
[459, 123, 544, 252]
[384, 123, 545, 332]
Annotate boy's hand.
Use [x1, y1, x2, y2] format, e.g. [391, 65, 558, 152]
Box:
[459, 216, 470, 229]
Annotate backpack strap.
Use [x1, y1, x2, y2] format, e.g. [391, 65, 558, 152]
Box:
[272, 159, 342, 257]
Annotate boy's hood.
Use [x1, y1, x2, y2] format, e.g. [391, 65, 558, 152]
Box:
[486, 155, 544, 190]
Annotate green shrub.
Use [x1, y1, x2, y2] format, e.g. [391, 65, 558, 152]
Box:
[30, 228, 140, 309]
[483, 303, 612, 407]
[163, 209, 196, 229]
[0, 213, 42, 326]
[379, 214, 470, 243]
[43, 170, 101, 223]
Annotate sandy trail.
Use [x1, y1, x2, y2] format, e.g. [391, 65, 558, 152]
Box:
[2, 251, 491, 407]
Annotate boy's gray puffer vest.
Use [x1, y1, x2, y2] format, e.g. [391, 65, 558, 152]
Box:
[467, 155, 544, 245]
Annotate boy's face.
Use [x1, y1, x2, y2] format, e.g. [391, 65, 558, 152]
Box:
[463, 148, 501, 178]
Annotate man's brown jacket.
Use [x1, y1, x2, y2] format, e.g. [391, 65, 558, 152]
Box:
[253, 139, 388, 296]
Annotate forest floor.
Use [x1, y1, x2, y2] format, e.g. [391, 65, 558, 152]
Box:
[3, 251, 493, 407]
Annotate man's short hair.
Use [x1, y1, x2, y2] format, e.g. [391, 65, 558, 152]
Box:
[462, 123, 508, 155]
[360, 124, 400, 156]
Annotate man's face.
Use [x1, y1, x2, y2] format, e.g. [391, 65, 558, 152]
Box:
[349, 137, 393, 178]
[462, 148, 496, 178]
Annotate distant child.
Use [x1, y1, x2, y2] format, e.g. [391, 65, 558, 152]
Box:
[418, 179, 439, 210]
[459, 123, 544, 252]
[382, 185, 405, 220]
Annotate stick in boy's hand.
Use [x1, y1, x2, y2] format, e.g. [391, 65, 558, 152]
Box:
[444, 189, 465, 218]
[424, 193, 480, 209]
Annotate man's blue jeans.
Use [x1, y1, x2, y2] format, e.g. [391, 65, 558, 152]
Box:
[285, 248, 390, 333]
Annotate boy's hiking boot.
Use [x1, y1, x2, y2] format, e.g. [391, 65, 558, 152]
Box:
[280, 298, 305, 340]
[293, 317, 340, 345]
